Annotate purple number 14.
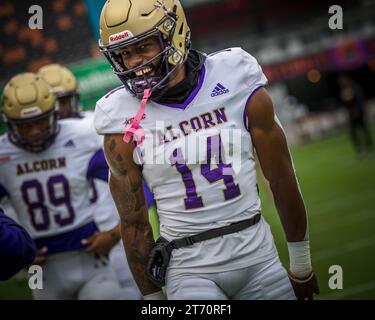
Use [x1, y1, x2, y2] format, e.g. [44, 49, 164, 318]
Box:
[170, 135, 241, 209]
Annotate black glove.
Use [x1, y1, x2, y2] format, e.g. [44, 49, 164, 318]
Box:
[288, 270, 320, 300]
[147, 237, 173, 287]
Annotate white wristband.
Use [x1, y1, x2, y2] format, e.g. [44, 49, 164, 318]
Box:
[287, 240, 312, 278]
[143, 291, 166, 300]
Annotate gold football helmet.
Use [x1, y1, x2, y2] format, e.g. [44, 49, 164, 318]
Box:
[1, 72, 59, 152]
[99, 0, 191, 98]
[38, 64, 80, 118]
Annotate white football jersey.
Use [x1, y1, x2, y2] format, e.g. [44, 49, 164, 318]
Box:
[0, 118, 103, 240]
[95, 48, 268, 239]
[80, 110, 120, 231]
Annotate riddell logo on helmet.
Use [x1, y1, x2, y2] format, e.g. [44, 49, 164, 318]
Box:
[20, 107, 42, 118]
[109, 30, 133, 45]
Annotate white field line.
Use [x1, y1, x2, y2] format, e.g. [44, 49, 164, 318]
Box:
[314, 234, 375, 262]
[311, 208, 375, 236]
[308, 188, 375, 218]
[320, 280, 375, 300]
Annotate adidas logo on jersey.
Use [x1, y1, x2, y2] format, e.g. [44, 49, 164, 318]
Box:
[64, 140, 75, 148]
[211, 83, 229, 97]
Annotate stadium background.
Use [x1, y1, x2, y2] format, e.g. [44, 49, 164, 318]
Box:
[0, 0, 374, 299]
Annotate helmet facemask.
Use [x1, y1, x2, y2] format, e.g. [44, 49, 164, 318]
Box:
[4, 106, 59, 153]
[99, 13, 190, 99]
[1, 72, 59, 153]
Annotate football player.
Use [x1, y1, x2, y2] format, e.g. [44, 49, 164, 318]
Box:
[38, 64, 142, 299]
[38, 64, 81, 119]
[0, 73, 122, 299]
[94, 0, 319, 300]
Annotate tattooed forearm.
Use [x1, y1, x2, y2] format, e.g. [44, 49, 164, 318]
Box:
[109, 171, 159, 294]
[104, 134, 159, 295]
[109, 138, 116, 153]
[116, 154, 123, 163]
[105, 137, 127, 175]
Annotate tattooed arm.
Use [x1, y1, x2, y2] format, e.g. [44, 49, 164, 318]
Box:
[103, 134, 160, 296]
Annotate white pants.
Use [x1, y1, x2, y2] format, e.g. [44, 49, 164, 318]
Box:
[109, 242, 142, 299]
[31, 250, 122, 300]
[166, 254, 296, 300]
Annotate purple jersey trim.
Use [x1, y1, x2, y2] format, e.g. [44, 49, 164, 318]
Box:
[105, 85, 125, 99]
[34, 221, 98, 255]
[158, 65, 206, 110]
[243, 86, 264, 131]
[143, 180, 155, 208]
[86, 149, 109, 182]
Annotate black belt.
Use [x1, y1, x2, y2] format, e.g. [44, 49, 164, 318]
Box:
[170, 213, 261, 249]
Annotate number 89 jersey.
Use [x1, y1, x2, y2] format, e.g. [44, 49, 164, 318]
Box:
[95, 48, 268, 239]
[0, 117, 102, 240]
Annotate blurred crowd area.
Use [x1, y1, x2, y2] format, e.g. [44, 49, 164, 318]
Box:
[0, 0, 96, 76]
[1, 0, 375, 145]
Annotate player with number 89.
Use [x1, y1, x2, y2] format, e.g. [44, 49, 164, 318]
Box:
[0, 73, 123, 299]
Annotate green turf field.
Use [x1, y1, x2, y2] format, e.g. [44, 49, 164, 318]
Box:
[1, 128, 374, 299]
[259, 127, 375, 300]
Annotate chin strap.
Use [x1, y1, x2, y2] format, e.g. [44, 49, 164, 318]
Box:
[123, 89, 151, 145]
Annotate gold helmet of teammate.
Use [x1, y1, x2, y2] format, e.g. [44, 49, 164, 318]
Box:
[1, 72, 59, 152]
[38, 64, 80, 119]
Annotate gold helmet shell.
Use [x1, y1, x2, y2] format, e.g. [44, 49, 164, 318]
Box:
[2, 72, 56, 120]
[1, 72, 59, 152]
[99, 0, 191, 97]
[38, 64, 80, 118]
[38, 64, 77, 96]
